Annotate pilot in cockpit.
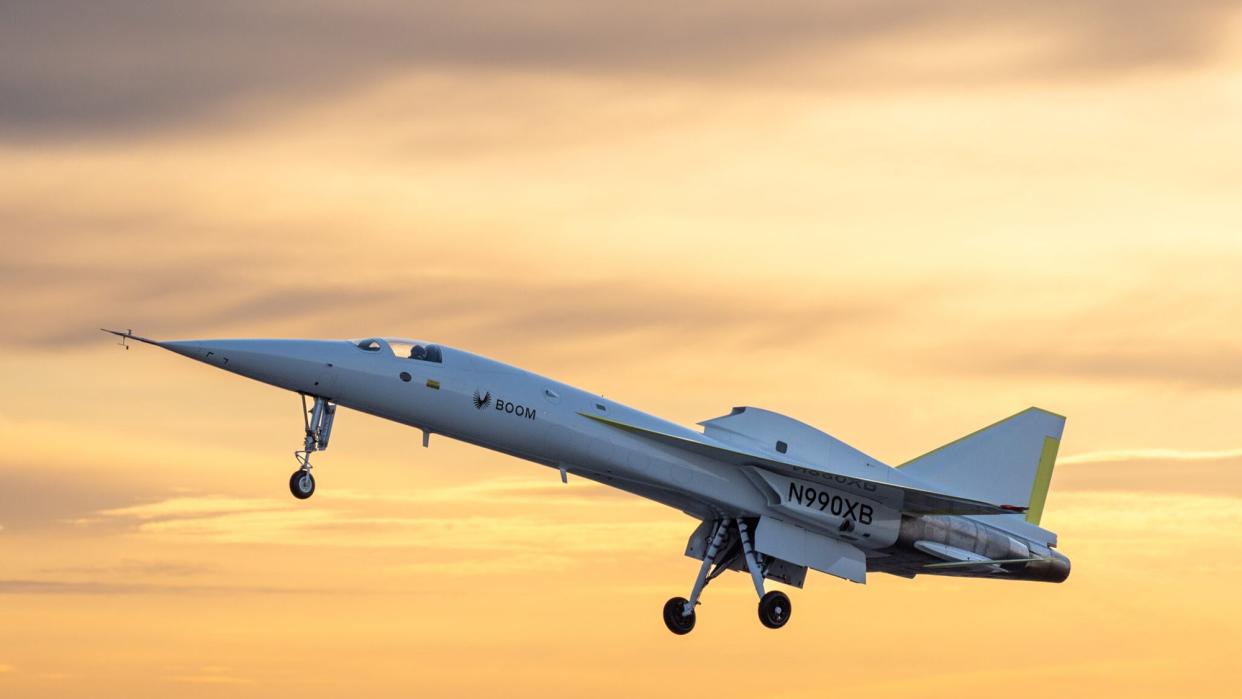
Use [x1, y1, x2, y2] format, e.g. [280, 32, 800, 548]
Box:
[407, 344, 442, 362]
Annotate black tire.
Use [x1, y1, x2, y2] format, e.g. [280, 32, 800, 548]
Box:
[289, 470, 316, 500]
[662, 597, 696, 635]
[758, 590, 791, 629]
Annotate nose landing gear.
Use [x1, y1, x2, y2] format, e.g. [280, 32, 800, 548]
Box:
[290, 394, 335, 500]
[290, 469, 316, 499]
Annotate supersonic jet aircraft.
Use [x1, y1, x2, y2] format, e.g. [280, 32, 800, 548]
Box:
[104, 329, 1070, 634]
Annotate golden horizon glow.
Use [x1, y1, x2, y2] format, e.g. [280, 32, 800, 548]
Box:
[3, 3, 1242, 696]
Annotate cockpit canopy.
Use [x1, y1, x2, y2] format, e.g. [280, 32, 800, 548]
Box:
[352, 337, 443, 363]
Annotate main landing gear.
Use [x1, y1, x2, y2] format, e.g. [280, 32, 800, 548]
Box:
[662, 518, 792, 635]
[290, 394, 335, 500]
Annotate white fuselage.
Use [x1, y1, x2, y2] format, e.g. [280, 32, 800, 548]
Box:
[332, 341, 772, 523]
[151, 336, 1069, 583]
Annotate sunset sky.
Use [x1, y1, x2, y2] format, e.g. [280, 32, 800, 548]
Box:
[3, 2, 1242, 696]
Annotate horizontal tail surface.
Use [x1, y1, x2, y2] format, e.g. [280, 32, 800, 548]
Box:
[898, 408, 1066, 525]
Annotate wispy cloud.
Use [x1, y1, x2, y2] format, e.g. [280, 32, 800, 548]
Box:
[167, 666, 254, 685]
[92, 490, 686, 550]
[0, 579, 327, 595]
[921, 256, 1242, 390]
[0, 463, 163, 533]
[98, 496, 291, 520]
[125, 509, 682, 551]
[38, 559, 211, 579]
[3, 1, 1238, 140]
[325, 478, 629, 506]
[1061, 448, 1242, 465]
[0, 255, 904, 353]
[391, 552, 592, 576]
[1050, 491, 1242, 541]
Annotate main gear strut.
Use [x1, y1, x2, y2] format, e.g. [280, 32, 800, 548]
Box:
[662, 517, 792, 634]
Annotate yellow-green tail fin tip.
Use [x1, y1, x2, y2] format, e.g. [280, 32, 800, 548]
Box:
[1026, 436, 1060, 525]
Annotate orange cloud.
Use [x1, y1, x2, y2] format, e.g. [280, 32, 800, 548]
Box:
[4, 5, 1242, 696]
[1062, 447, 1242, 465]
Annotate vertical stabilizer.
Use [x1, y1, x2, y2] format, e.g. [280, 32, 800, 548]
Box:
[898, 408, 1065, 524]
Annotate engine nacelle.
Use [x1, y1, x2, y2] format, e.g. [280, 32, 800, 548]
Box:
[899, 515, 1071, 583]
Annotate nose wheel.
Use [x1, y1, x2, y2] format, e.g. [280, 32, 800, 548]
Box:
[290, 394, 335, 500]
[289, 469, 316, 499]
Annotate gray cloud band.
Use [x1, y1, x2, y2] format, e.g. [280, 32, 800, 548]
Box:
[1, 0, 1236, 139]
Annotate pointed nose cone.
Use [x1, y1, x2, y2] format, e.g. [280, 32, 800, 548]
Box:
[160, 340, 235, 364]
[160, 339, 341, 396]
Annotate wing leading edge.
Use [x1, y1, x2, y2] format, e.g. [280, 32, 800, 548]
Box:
[580, 412, 1023, 517]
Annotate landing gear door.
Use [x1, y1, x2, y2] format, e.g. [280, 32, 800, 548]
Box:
[755, 516, 867, 584]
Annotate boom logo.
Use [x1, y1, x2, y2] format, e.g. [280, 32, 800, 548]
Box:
[472, 390, 492, 410]
[496, 399, 536, 420]
[474, 389, 536, 420]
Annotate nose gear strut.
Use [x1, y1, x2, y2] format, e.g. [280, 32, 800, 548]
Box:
[291, 393, 335, 499]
